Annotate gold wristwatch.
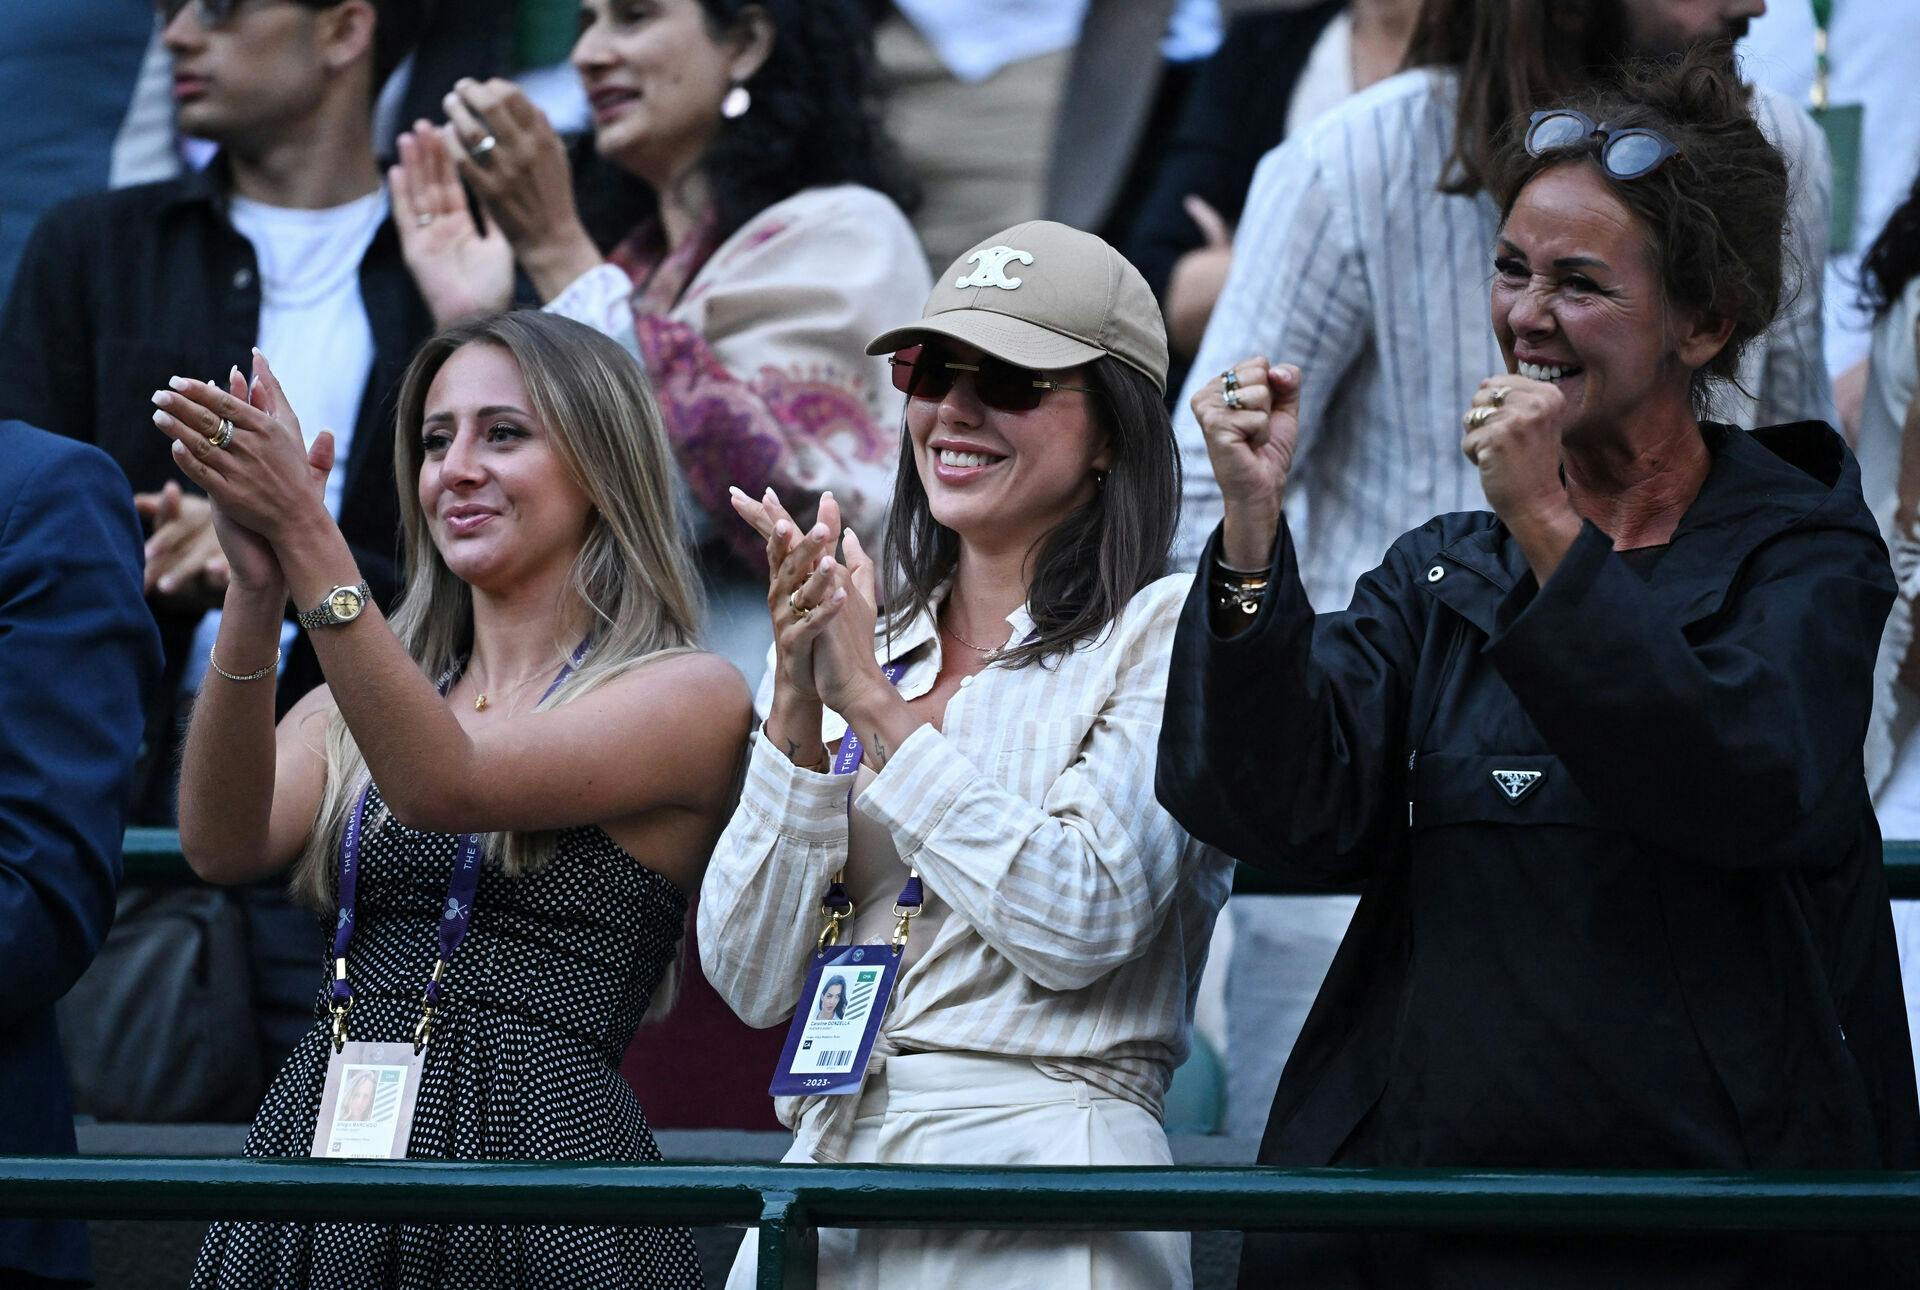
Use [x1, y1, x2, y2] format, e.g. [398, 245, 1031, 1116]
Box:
[296, 582, 371, 630]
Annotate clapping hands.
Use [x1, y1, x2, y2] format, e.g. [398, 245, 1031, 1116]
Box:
[730, 488, 885, 713]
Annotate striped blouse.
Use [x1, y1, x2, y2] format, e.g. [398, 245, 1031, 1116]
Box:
[697, 575, 1233, 1162]
[1172, 68, 1835, 607]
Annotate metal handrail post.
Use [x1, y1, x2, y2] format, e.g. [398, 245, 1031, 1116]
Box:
[756, 1189, 817, 1290]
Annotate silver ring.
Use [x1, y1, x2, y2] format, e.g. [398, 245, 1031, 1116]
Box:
[468, 135, 498, 165]
[788, 589, 812, 621]
[209, 418, 235, 450]
[1221, 367, 1240, 392]
[1486, 385, 1509, 406]
[415, 212, 436, 228]
[1223, 386, 1243, 411]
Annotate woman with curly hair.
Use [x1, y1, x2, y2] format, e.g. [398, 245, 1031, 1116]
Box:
[391, 0, 932, 676]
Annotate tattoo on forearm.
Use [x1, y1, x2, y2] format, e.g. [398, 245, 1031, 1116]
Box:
[868, 737, 888, 769]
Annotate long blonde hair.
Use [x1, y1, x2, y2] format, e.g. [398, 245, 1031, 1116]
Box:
[292, 311, 705, 907]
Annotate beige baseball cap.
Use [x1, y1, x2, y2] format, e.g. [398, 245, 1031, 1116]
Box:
[866, 220, 1169, 393]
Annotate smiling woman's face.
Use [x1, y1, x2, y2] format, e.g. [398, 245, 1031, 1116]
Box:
[903, 341, 1110, 558]
[416, 344, 595, 594]
[572, 0, 748, 187]
[1490, 163, 1707, 444]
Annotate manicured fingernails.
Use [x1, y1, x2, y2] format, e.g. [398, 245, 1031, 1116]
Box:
[168, 375, 189, 390]
[831, 589, 847, 604]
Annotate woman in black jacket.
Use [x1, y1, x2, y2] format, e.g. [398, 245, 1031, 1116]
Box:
[1156, 53, 1919, 1289]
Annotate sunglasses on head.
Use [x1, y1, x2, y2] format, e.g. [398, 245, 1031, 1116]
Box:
[1525, 109, 1682, 180]
[889, 344, 1098, 413]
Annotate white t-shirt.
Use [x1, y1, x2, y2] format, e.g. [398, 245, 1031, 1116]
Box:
[226, 188, 386, 516]
[185, 188, 387, 692]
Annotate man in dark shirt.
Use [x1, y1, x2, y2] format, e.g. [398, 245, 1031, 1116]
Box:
[0, 0, 434, 1110]
[0, 0, 431, 821]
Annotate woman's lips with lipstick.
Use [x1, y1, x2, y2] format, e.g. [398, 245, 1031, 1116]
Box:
[930, 440, 1008, 484]
[442, 505, 499, 535]
[587, 86, 639, 125]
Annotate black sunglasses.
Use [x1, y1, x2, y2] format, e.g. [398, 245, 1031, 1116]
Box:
[889, 344, 1098, 413]
[157, 0, 338, 26]
[1525, 109, 1682, 180]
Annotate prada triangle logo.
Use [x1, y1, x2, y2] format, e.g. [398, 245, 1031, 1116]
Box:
[1491, 769, 1544, 803]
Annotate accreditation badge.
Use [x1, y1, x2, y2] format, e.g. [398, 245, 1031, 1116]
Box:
[310, 1041, 425, 1159]
[769, 944, 901, 1098]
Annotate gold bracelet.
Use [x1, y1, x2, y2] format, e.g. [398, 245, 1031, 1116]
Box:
[208, 646, 280, 683]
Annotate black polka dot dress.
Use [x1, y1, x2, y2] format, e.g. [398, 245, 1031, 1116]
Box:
[191, 784, 705, 1289]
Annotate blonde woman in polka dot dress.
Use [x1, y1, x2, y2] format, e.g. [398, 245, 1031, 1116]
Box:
[155, 311, 750, 1287]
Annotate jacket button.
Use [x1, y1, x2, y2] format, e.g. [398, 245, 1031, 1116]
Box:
[232, 267, 254, 290]
[1427, 565, 1445, 582]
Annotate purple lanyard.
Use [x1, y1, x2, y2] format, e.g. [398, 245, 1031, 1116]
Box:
[328, 639, 591, 1049]
[817, 661, 922, 952]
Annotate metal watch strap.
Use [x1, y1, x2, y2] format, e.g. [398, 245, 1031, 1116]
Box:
[297, 582, 371, 630]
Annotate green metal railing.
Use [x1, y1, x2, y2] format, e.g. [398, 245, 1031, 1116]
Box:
[127, 829, 1920, 896]
[96, 832, 1920, 1286]
[5, 1157, 1920, 1289]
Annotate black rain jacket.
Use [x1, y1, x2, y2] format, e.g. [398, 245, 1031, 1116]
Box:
[1157, 423, 1919, 1288]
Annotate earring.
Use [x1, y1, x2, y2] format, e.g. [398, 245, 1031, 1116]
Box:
[1094, 470, 1108, 489]
[722, 84, 751, 120]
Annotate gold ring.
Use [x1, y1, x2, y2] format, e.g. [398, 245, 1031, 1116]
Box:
[1465, 405, 1495, 430]
[1223, 386, 1243, 411]
[1486, 385, 1509, 406]
[788, 589, 812, 621]
[209, 418, 235, 450]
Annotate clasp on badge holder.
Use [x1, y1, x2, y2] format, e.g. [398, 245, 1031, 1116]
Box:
[889, 902, 920, 955]
[412, 959, 448, 1053]
[329, 1001, 351, 1052]
[816, 900, 854, 952]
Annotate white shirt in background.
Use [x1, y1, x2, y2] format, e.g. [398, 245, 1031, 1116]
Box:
[1283, 9, 1354, 139]
[1740, 2, 1920, 378]
[226, 188, 386, 512]
[184, 188, 387, 692]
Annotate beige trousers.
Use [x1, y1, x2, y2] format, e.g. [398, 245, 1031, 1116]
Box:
[873, 16, 1072, 273]
[724, 1051, 1191, 1289]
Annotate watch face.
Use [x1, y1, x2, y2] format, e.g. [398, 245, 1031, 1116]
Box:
[329, 587, 365, 621]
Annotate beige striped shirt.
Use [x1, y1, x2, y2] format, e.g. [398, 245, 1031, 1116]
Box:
[697, 575, 1232, 1161]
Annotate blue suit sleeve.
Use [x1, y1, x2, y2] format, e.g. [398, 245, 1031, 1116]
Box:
[0, 433, 161, 1014]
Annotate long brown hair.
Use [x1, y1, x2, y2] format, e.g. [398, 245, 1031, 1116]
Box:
[879, 356, 1179, 669]
[291, 311, 704, 907]
[1404, 0, 1631, 195]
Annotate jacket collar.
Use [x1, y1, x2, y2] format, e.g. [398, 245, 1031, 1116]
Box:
[1426, 422, 1863, 632]
[157, 154, 232, 213]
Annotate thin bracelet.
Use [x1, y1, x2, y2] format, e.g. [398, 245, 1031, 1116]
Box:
[208, 646, 280, 683]
[1214, 553, 1270, 577]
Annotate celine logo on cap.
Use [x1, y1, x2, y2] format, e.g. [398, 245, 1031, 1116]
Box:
[955, 245, 1033, 291]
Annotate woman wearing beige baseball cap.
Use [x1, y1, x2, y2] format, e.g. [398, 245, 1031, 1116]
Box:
[702, 221, 1233, 1288]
